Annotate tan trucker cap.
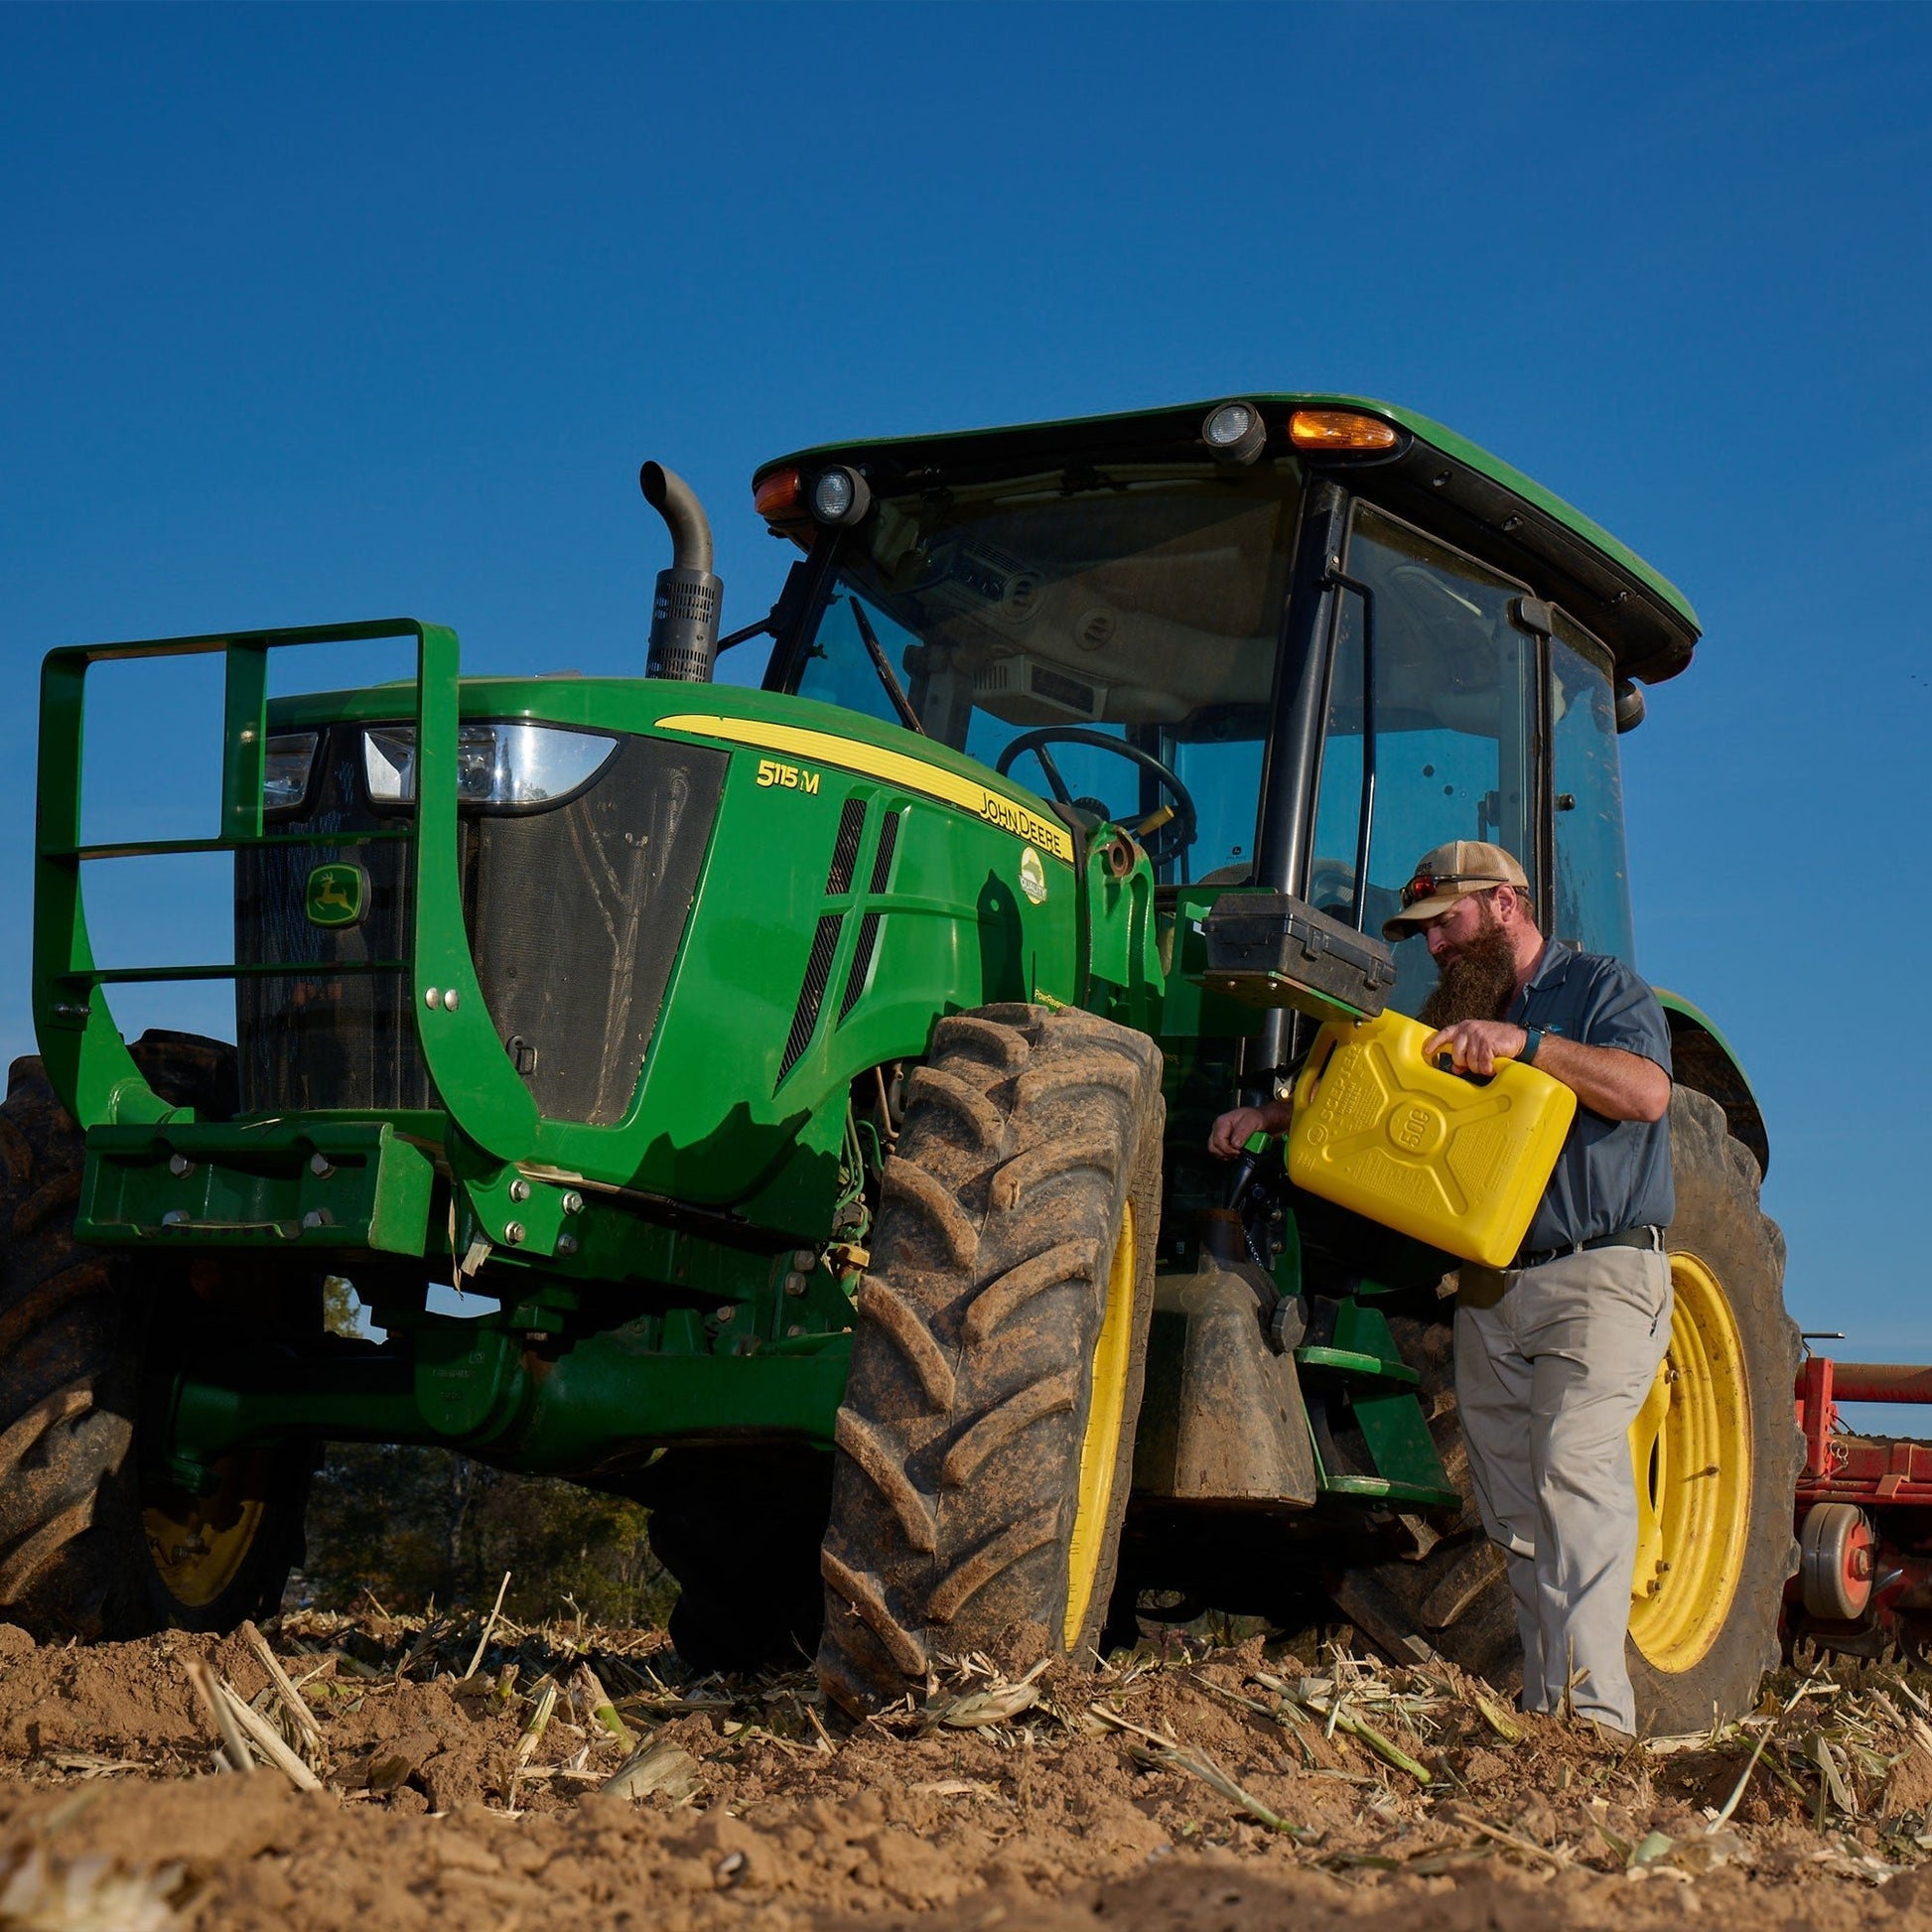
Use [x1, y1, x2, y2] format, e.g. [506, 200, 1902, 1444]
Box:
[1381, 840, 1530, 939]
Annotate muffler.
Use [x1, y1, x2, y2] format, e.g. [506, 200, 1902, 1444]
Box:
[640, 461, 723, 682]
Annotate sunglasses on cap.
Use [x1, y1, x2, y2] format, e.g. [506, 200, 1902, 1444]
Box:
[1398, 870, 1511, 910]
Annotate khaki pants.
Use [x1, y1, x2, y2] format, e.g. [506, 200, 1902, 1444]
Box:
[1454, 1245, 1673, 1735]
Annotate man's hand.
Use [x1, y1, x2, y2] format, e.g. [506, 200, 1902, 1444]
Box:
[1207, 1099, 1292, 1160]
[1422, 1021, 1671, 1122]
[1422, 1020, 1527, 1078]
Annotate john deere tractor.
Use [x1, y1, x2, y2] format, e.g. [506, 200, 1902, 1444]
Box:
[17, 398, 1797, 1732]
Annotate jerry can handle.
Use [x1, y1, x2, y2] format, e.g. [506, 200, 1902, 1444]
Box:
[1418, 1029, 1497, 1088]
[1431, 1050, 1494, 1089]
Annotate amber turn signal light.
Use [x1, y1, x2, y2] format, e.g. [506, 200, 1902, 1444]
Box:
[1288, 410, 1400, 452]
[754, 468, 803, 519]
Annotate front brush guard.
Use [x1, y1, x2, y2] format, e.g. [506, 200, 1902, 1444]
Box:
[34, 620, 538, 1163]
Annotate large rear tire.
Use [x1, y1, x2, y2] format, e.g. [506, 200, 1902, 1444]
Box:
[1331, 1085, 1799, 1733]
[0, 1036, 315, 1641]
[817, 1004, 1163, 1715]
[1625, 1083, 1800, 1732]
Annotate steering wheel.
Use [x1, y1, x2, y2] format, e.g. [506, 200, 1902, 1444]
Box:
[1307, 858, 1407, 939]
[995, 727, 1198, 868]
[1306, 859, 1358, 917]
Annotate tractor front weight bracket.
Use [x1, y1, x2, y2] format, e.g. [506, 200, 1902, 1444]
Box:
[81, 1118, 439, 1255]
[443, 1139, 598, 1270]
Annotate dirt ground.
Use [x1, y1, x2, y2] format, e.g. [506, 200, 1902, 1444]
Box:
[0, 1609, 1929, 1931]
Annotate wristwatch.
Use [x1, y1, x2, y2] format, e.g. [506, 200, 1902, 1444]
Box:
[1519, 1026, 1544, 1065]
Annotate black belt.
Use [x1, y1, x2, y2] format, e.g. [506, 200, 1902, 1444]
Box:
[1513, 1225, 1665, 1272]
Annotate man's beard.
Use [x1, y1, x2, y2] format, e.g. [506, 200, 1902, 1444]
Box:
[1418, 915, 1520, 1029]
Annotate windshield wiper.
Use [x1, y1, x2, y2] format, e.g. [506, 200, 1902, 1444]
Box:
[848, 599, 926, 736]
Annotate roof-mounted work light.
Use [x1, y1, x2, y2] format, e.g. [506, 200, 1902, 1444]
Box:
[1202, 400, 1267, 466]
[811, 466, 872, 526]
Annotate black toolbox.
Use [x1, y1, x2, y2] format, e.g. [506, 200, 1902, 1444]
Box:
[1198, 892, 1397, 1022]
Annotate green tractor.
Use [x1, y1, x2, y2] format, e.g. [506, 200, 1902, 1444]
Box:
[17, 397, 1798, 1733]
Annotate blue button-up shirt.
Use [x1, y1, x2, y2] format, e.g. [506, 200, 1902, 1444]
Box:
[1508, 939, 1675, 1253]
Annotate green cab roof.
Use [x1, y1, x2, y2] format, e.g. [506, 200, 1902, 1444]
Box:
[757, 394, 1700, 684]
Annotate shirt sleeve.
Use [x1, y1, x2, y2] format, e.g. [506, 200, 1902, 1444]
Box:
[1577, 959, 1673, 1075]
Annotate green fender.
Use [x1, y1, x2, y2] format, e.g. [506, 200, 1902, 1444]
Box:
[1656, 990, 1768, 1177]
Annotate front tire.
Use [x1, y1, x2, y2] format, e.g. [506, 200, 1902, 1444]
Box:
[0, 1037, 314, 1641]
[817, 1004, 1163, 1714]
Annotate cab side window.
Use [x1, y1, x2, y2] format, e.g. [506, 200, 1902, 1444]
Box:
[1550, 617, 1637, 963]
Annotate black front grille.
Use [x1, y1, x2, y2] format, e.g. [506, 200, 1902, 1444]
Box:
[236, 733, 431, 1114]
[236, 726, 725, 1126]
[470, 736, 724, 1124]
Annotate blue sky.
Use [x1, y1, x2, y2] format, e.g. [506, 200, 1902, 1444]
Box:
[4, 4, 1930, 1377]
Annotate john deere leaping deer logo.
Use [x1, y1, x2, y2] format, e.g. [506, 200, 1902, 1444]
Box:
[304, 862, 367, 928]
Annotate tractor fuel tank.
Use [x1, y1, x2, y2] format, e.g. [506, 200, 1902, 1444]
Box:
[1133, 1221, 1316, 1508]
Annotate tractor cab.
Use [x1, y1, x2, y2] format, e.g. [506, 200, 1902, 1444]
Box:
[753, 397, 1692, 1024]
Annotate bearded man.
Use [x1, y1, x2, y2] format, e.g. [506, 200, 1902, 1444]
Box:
[1208, 840, 1674, 1737]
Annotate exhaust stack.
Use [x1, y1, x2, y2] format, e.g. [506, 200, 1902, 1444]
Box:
[640, 462, 723, 682]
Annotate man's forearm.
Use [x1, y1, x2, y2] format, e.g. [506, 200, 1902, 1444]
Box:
[1533, 1035, 1670, 1123]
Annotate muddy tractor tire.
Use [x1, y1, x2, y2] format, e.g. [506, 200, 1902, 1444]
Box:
[1624, 1083, 1801, 1732]
[1325, 1316, 1521, 1686]
[817, 1004, 1163, 1715]
[1333, 1084, 1799, 1734]
[0, 1035, 315, 1641]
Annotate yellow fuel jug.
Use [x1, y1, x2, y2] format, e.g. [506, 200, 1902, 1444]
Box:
[1287, 1010, 1577, 1268]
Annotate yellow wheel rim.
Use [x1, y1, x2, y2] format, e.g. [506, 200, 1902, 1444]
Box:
[1626, 1252, 1752, 1672]
[143, 1454, 269, 1610]
[1063, 1199, 1137, 1650]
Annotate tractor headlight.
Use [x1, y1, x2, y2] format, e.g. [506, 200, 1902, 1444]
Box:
[263, 732, 321, 814]
[810, 466, 872, 526]
[1202, 400, 1267, 466]
[362, 722, 621, 809]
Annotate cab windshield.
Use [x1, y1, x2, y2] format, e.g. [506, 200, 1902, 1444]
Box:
[781, 468, 1302, 884]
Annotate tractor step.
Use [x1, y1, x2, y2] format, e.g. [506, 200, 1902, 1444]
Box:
[1300, 1297, 1458, 1512]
